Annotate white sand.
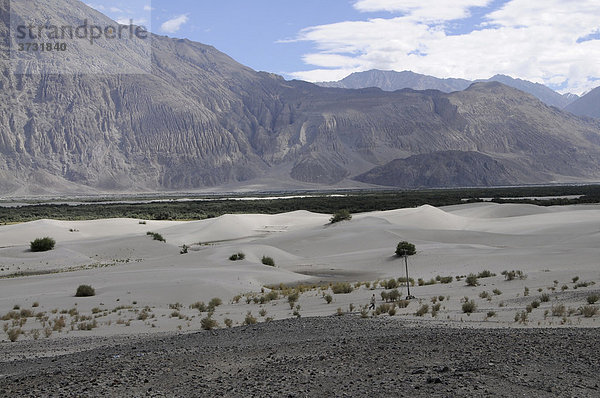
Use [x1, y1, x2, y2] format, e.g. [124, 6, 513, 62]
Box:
[1, 203, 599, 340]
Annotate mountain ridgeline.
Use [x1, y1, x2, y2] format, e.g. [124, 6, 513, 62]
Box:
[1, 0, 600, 195]
[317, 70, 580, 109]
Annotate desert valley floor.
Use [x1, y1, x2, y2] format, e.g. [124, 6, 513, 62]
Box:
[1, 202, 600, 396]
[1, 202, 600, 337]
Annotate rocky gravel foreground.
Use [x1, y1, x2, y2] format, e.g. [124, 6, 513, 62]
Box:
[1, 317, 599, 397]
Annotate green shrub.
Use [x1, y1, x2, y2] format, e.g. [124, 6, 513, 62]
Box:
[397, 277, 415, 286]
[375, 303, 391, 316]
[190, 301, 207, 312]
[261, 256, 275, 267]
[587, 295, 599, 305]
[201, 316, 218, 330]
[540, 293, 550, 302]
[397, 300, 410, 308]
[146, 232, 166, 242]
[395, 241, 416, 256]
[229, 252, 246, 261]
[208, 297, 222, 312]
[493, 289, 502, 296]
[462, 300, 477, 314]
[479, 291, 490, 299]
[387, 289, 400, 302]
[385, 278, 398, 289]
[331, 283, 353, 294]
[465, 274, 479, 287]
[330, 209, 352, 224]
[477, 270, 496, 278]
[531, 300, 540, 309]
[487, 311, 496, 318]
[224, 318, 233, 328]
[502, 270, 527, 281]
[324, 294, 333, 304]
[438, 276, 453, 284]
[30, 237, 55, 252]
[75, 285, 95, 297]
[415, 304, 429, 317]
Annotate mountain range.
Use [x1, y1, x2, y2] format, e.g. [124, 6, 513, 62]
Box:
[1, 0, 600, 195]
[317, 70, 581, 110]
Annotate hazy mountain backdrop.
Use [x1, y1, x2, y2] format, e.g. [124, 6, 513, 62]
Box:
[1, 0, 600, 195]
[317, 70, 579, 109]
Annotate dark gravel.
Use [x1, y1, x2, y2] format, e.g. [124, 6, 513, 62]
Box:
[1, 317, 599, 397]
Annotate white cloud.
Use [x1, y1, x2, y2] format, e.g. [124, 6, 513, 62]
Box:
[354, 0, 492, 21]
[160, 14, 189, 34]
[143, 5, 154, 12]
[289, 0, 600, 94]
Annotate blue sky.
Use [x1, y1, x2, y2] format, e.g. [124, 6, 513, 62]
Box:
[87, 0, 600, 94]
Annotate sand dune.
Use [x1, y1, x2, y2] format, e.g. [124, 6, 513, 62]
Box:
[1, 203, 600, 340]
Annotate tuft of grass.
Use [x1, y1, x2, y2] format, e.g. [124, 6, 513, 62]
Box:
[324, 294, 333, 304]
[244, 312, 257, 325]
[479, 291, 490, 299]
[30, 237, 55, 252]
[75, 285, 95, 297]
[7, 327, 22, 342]
[587, 295, 599, 305]
[492, 289, 502, 296]
[224, 318, 233, 328]
[551, 304, 566, 317]
[540, 293, 550, 302]
[580, 306, 599, 318]
[261, 256, 275, 267]
[487, 311, 497, 318]
[515, 310, 528, 324]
